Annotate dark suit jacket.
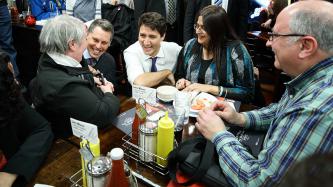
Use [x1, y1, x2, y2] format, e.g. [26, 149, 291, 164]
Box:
[183, 0, 249, 43]
[94, 52, 118, 91]
[133, 0, 185, 44]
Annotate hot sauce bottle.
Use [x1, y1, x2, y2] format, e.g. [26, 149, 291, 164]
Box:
[131, 103, 147, 145]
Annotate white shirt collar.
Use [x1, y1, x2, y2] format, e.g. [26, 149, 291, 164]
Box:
[142, 45, 166, 61]
[48, 52, 82, 68]
[83, 49, 101, 61]
[83, 49, 91, 59]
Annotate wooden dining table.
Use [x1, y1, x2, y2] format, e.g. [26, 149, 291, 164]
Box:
[26, 94, 257, 187]
[27, 95, 171, 187]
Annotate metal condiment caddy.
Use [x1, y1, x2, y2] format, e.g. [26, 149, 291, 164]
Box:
[122, 132, 169, 176]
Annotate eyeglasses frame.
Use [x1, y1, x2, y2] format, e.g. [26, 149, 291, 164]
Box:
[267, 32, 307, 41]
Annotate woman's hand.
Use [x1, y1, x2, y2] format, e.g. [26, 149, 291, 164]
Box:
[176, 78, 191, 90]
[183, 83, 211, 93]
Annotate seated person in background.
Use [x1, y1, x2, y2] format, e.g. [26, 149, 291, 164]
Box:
[30, 0, 65, 20]
[175, 5, 255, 102]
[66, 0, 101, 22]
[84, 19, 118, 92]
[0, 52, 53, 187]
[260, 0, 275, 31]
[262, 0, 289, 30]
[31, 15, 120, 137]
[124, 12, 182, 87]
[196, 1, 333, 186]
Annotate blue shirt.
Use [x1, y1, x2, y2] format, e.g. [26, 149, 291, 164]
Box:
[30, 0, 65, 20]
[212, 57, 333, 186]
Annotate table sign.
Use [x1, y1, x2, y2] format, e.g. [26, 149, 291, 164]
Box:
[70, 118, 99, 144]
[132, 85, 157, 105]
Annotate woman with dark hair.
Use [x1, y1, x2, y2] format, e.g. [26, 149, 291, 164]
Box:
[0, 52, 53, 187]
[175, 5, 255, 102]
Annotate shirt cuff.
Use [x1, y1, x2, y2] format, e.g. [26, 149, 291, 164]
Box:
[242, 112, 253, 129]
[212, 130, 239, 150]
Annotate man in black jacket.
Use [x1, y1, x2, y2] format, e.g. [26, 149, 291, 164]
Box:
[183, 0, 249, 43]
[31, 15, 120, 137]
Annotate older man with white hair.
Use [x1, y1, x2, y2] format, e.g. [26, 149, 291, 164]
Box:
[31, 15, 119, 137]
[196, 1, 333, 186]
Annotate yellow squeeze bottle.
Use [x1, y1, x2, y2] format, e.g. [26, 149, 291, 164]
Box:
[156, 112, 174, 167]
[80, 138, 100, 187]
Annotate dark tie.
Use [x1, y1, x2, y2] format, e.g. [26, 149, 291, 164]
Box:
[167, 0, 176, 24]
[87, 58, 97, 66]
[150, 57, 158, 72]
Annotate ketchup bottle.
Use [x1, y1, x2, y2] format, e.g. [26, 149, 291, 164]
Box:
[104, 148, 129, 187]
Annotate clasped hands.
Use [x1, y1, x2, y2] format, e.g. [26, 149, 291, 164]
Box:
[175, 78, 211, 93]
[89, 65, 114, 93]
[195, 100, 244, 141]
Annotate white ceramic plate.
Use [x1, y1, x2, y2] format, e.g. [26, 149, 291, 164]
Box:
[189, 92, 235, 117]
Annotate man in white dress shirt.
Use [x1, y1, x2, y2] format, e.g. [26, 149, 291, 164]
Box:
[124, 12, 182, 87]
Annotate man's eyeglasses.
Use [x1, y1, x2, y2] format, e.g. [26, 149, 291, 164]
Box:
[267, 32, 307, 41]
[194, 24, 205, 31]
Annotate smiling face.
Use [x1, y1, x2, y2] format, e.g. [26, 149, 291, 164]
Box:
[138, 24, 165, 57]
[195, 16, 210, 48]
[266, 10, 300, 76]
[87, 26, 112, 59]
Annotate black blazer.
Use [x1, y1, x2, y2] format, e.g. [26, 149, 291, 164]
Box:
[183, 0, 249, 43]
[133, 0, 185, 44]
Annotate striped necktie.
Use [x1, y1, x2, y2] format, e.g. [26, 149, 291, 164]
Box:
[167, 0, 176, 24]
[87, 58, 97, 66]
[214, 0, 222, 7]
[150, 57, 158, 72]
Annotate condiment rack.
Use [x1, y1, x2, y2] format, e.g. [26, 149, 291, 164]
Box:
[122, 132, 169, 176]
[69, 169, 83, 187]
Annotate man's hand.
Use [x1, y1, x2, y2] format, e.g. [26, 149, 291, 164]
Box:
[196, 109, 226, 140]
[0, 172, 17, 187]
[88, 65, 99, 75]
[210, 101, 246, 127]
[176, 78, 191, 90]
[166, 73, 176, 86]
[97, 79, 114, 93]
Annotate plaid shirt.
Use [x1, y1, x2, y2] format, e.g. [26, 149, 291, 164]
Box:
[212, 56, 333, 186]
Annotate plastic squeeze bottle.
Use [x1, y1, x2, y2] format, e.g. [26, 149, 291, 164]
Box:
[156, 111, 174, 167]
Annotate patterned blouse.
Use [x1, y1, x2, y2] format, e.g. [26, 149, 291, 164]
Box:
[175, 38, 255, 102]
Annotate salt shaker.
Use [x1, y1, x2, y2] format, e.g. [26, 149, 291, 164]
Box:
[139, 121, 157, 162]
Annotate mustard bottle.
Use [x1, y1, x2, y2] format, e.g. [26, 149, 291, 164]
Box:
[156, 112, 174, 167]
[80, 138, 100, 187]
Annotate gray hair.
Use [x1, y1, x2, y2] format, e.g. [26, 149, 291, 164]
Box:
[88, 19, 114, 42]
[39, 15, 86, 54]
[288, 7, 333, 53]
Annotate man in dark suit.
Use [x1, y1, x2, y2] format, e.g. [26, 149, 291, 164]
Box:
[183, 0, 249, 43]
[134, 0, 185, 45]
[84, 19, 118, 91]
